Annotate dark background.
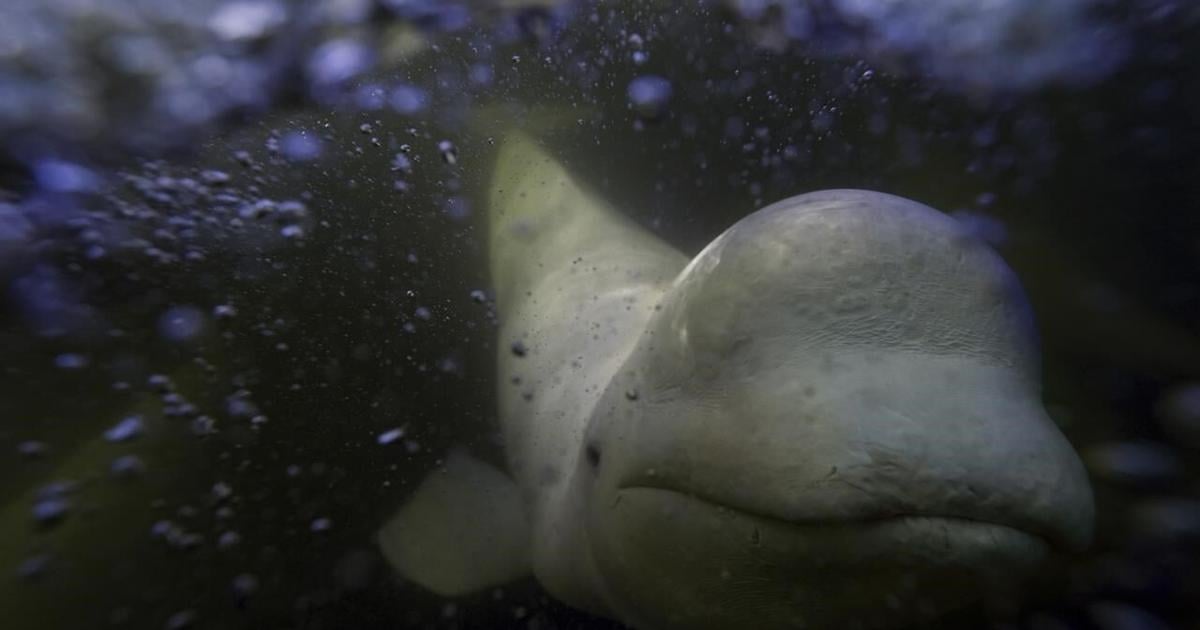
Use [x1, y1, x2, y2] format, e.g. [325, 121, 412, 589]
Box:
[1, 2, 1198, 629]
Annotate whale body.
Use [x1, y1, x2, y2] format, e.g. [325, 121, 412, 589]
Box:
[378, 133, 1094, 629]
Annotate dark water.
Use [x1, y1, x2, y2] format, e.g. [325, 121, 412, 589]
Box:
[1, 2, 1199, 629]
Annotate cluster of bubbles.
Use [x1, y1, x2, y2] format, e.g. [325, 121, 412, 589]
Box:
[0, 0, 285, 161]
[2, 153, 316, 343]
[4, 0, 1186, 174]
[725, 0, 1149, 92]
[0, 0, 575, 167]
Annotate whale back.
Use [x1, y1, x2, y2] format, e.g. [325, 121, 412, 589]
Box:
[487, 133, 686, 498]
[484, 134, 688, 610]
[377, 133, 684, 605]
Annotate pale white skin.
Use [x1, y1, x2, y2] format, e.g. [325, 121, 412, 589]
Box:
[381, 133, 1094, 630]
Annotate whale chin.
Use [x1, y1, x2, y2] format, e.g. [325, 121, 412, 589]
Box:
[590, 486, 1049, 630]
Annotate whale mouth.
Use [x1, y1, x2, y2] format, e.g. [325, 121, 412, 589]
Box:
[592, 486, 1053, 630]
[615, 483, 1059, 555]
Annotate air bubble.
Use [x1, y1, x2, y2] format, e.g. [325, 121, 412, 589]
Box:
[208, 1, 287, 43]
[444, 196, 470, 220]
[280, 132, 323, 161]
[104, 415, 145, 443]
[231, 573, 259, 599]
[390, 84, 429, 115]
[158, 306, 206, 342]
[110, 455, 146, 479]
[377, 427, 406, 445]
[1158, 384, 1200, 447]
[391, 153, 413, 173]
[16, 554, 50, 580]
[307, 39, 373, 91]
[148, 374, 174, 392]
[212, 482, 233, 501]
[35, 160, 100, 193]
[54, 353, 89, 369]
[627, 75, 673, 119]
[18, 441, 47, 458]
[438, 140, 458, 165]
[164, 609, 197, 630]
[32, 497, 70, 529]
[191, 415, 217, 436]
[276, 200, 308, 221]
[1084, 441, 1182, 486]
[218, 531, 241, 548]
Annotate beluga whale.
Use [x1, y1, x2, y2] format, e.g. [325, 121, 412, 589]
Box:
[378, 132, 1094, 630]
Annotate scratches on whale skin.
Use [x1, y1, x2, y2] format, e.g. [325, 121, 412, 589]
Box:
[829, 477, 879, 501]
[802, 463, 856, 490]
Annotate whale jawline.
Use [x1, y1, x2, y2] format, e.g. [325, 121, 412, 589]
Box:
[614, 485, 1053, 554]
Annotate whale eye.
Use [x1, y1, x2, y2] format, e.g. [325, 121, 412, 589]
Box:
[585, 444, 602, 468]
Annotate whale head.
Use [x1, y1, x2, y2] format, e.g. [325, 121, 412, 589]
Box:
[575, 190, 1093, 629]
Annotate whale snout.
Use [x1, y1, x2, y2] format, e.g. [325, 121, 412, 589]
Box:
[595, 190, 1093, 555]
[580, 191, 1093, 629]
[614, 351, 1093, 554]
[586, 352, 1093, 630]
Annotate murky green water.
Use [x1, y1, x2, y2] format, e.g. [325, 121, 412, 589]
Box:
[1, 2, 1199, 629]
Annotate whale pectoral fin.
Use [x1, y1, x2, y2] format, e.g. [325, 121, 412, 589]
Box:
[376, 450, 532, 596]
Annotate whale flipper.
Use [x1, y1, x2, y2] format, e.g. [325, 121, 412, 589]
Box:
[377, 451, 532, 596]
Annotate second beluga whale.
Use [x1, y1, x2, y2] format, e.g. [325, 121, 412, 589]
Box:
[378, 132, 1094, 630]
